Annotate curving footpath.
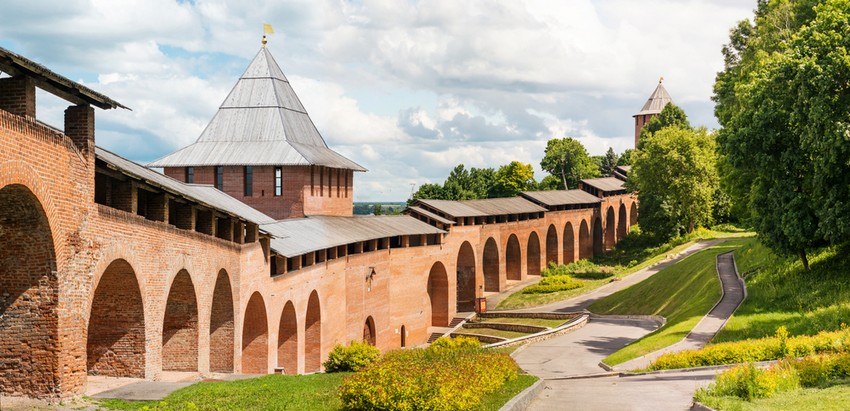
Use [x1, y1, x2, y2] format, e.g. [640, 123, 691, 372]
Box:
[613, 251, 745, 371]
[513, 244, 746, 410]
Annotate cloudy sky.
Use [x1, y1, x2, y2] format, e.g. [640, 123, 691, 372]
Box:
[1, 0, 755, 201]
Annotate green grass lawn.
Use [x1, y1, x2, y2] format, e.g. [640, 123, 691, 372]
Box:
[98, 373, 349, 410]
[98, 371, 537, 411]
[459, 327, 530, 340]
[697, 380, 850, 411]
[590, 239, 752, 366]
[713, 240, 850, 343]
[474, 316, 568, 328]
[495, 226, 752, 310]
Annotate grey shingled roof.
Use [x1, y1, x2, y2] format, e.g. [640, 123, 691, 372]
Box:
[406, 206, 456, 225]
[96, 147, 276, 225]
[634, 81, 673, 116]
[417, 197, 546, 218]
[0, 47, 129, 110]
[581, 177, 626, 193]
[262, 215, 445, 257]
[149, 48, 365, 171]
[520, 190, 602, 207]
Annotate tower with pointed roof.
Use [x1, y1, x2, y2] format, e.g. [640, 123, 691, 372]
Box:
[150, 47, 366, 220]
[632, 78, 673, 148]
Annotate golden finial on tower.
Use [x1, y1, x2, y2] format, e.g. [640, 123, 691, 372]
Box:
[659, 76, 664, 84]
[262, 24, 274, 48]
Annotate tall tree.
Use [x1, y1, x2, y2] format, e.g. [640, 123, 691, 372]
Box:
[540, 138, 599, 190]
[490, 161, 536, 198]
[713, 0, 833, 269]
[599, 147, 619, 176]
[627, 126, 718, 241]
[617, 148, 634, 166]
[638, 103, 691, 148]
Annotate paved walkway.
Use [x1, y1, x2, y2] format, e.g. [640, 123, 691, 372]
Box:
[511, 239, 724, 313]
[516, 243, 744, 410]
[615, 251, 745, 371]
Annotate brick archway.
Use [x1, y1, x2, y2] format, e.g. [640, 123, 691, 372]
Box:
[527, 232, 541, 276]
[0, 184, 59, 396]
[87, 259, 145, 378]
[618, 203, 628, 240]
[483, 238, 500, 292]
[506, 234, 521, 281]
[456, 241, 476, 312]
[162, 270, 199, 371]
[563, 222, 575, 264]
[578, 220, 592, 259]
[630, 202, 638, 226]
[605, 206, 616, 250]
[363, 316, 376, 346]
[277, 301, 297, 375]
[428, 262, 449, 326]
[593, 217, 604, 256]
[304, 291, 321, 373]
[210, 269, 234, 373]
[545, 225, 558, 265]
[241, 292, 268, 374]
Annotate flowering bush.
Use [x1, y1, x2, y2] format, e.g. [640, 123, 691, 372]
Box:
[338, 336, 519, 410]
[323, 340, 381, 372]
[650, 327, 850, 370]
[696, 361, 799, 402]
[522, 275, 583, 294]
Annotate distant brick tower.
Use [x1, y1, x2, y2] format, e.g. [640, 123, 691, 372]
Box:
[633, 78, 673, 148]
[151, 45, 366, 220]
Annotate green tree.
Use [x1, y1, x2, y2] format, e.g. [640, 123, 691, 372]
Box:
[540, 137, 599, 190]
[713, 0, 834, 269]
[490, 161, 536, 198]
[617, 148, 634, 166]
[627, 126, 718, 242]
[638, 103, 691, 148]
[409, 183, 446, 203]
[372, 204, 383, 215]
[537, 174, 562, 191]
[599, 147, 619, 176]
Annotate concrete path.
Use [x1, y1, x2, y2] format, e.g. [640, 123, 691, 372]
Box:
[511, 239, 724, 313]
[530, 370, 717, 411]
[615, 251, 745, 371]
[514, 318, 661, 378]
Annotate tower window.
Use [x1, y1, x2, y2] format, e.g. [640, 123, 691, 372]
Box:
[244, 166, 253, 196]
[215, 166, 223, 190]
[185, 167, 194, 183]
[274, 167, 282, 196]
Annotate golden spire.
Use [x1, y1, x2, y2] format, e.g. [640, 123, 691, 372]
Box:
[659, 76, 664, 84]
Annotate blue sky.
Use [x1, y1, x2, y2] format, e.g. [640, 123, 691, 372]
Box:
[1, 0, 755, 201]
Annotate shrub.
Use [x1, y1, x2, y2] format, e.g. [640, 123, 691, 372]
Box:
[339, 337, 519, 410]
[650, 327, 850, 370]
[522, 275, 583, 294]
[429, 335, 480, 352]
[697, 361, 799, 402]
[323, 340, 381, 372]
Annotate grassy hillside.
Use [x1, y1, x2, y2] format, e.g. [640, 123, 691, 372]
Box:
[714, 240, 850, 343]
[590, 239, 751, 365]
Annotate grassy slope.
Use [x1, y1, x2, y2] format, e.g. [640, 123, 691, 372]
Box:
[698, 381, 850, 411]
[495, 227, 752, 310]
[589, 239, 751, 365]
[714, 241, 850, 343]
[99, 370, 536, 411]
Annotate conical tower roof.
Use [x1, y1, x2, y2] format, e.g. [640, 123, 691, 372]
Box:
[633, 80, 673, 117]
[150, 48, 365, 171]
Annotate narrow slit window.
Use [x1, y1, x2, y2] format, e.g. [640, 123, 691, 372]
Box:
[185, 167, 194, 183]
[274, 167, 282, 196]
[215, 166, 223, 190]
[244, 166, 253, 197]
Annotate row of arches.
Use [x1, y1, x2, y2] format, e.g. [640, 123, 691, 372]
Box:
[444, 201, 637, 318]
